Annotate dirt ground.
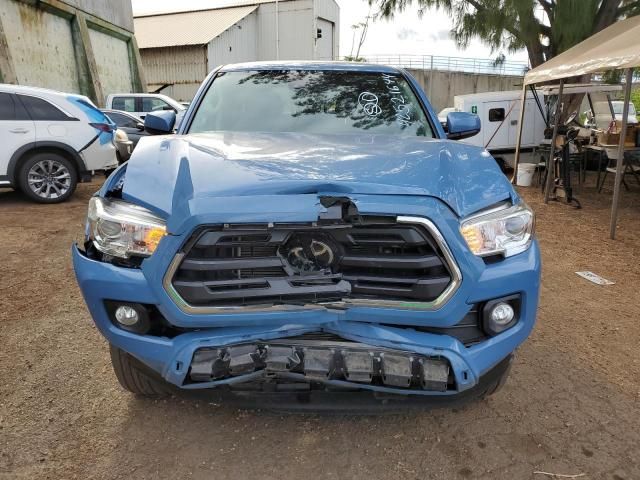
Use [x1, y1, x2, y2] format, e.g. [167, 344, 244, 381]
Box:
[1, 174, 639, 480]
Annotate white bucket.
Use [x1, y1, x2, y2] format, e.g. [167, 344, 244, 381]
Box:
[516, 163, 536, 187]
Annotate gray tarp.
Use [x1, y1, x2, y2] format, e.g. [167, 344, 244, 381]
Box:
[524, 15, 640, 86]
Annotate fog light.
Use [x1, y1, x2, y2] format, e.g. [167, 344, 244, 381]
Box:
[115, 305, 139, 326]
[105, 301, 151, 334]
[490, 302, 514, 326]
[482, 294, 521, 336]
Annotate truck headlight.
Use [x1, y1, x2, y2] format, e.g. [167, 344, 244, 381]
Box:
[87, 197, 166, 258]
[460, 203, 534, 258]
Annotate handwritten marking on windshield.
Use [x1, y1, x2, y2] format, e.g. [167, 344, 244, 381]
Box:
[382, 74, 413, 127]
[358, 92, 382, 117]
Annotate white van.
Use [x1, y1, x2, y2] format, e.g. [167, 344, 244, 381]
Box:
[453, 90, 546, 164]
[104, 93, 186, 120]
[611, 101, 638, 124]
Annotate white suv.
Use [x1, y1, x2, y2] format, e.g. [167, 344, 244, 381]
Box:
[0, 85, 118, 203]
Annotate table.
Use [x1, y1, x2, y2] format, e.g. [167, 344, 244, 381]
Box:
[584, 145, 607, 188]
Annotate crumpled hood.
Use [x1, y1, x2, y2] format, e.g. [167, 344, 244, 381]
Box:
[122, 132, 515, 219]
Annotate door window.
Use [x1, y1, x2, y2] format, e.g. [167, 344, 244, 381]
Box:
[107, 112, 139, 128]
[142, 97, 172, 113]
[112, 97, 137, 112]
[18, 95, 71, 121]
[0, 93, 19, 120]
[488, 108, 505, 122]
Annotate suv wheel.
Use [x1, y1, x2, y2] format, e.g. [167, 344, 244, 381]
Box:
[18, 153, 77, 203]
[109, 345, 174, 397]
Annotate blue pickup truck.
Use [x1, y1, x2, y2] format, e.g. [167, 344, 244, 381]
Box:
[73, 62, 540, 406]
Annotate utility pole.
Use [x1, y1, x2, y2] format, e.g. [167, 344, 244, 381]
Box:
[275, 0, 280, 60]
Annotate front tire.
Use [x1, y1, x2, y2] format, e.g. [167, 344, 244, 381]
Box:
[482, 356, 513, 398]
[109, 345, 174, 397]
[18, 152, 77, 203]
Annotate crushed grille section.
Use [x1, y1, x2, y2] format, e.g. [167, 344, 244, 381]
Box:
[188, 341, 452, 391]
[171, 220, 452, 308]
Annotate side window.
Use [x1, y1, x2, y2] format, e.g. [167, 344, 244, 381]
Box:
[0, 93, 36, 121]
[488, 108, 505, 122]
[108, 112, 139, 128]
[142, 97, 172, 112]
[18, 95, 71, 121]
[0, 93, 16, 120]
[112, 97, 136, 112]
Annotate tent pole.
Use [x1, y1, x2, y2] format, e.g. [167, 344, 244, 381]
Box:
[544, 79, 564, 203]
[530, 84, 548, 127]
[609, 68, 633, 239]
[511, 83, 528, 184]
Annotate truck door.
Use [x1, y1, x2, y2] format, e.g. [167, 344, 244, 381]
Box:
[316, 18, 335, 60]
[483, 101, 513, 149]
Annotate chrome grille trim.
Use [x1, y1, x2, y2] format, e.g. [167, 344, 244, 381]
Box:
[162, 216, 462, 314]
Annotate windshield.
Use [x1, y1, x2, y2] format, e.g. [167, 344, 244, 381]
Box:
[188, 70, 433, 137]
[612, 102, 636, 115]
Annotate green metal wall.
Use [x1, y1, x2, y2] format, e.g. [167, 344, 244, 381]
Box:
[0, 0, 146, 106]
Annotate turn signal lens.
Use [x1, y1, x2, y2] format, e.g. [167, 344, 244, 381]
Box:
[460, 225, 484, 253]
[143, 227, 166, 252]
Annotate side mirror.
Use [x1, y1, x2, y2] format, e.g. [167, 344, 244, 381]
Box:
[144, 111, 176, 135]
[446, 112, 481, 140]
[136, 122, 145, 131]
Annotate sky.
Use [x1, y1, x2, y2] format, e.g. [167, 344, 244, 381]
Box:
[131, 0, 529, 63]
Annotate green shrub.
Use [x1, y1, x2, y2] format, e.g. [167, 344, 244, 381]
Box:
[632, 88, 640, 113]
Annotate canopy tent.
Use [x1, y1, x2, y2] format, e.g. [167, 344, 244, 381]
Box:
[524, 16, 640, 86]
[512, 15, 640, 239]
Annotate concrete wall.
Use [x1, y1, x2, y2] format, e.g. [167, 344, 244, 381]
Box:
[1, 2, 81, 93]
[0, 0, 145, 105]
[63, 0, 134, 32]
[406, 68, 524, 112]
[89, 27, 134, 95]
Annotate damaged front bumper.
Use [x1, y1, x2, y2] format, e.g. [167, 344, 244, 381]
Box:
[187, 337, 452, 392]
[72, 232, 540, 398]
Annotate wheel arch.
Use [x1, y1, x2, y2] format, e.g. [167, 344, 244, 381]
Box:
[7, 142, 88, 185]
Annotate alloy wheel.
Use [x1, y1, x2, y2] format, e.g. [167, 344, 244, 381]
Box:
[27, 159, 72, 200]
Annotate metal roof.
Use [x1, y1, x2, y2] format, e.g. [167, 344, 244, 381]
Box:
[134, 5, 258, 49]
[134, 0, 288, 18]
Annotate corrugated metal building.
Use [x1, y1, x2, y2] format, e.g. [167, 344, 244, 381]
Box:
[0, 0, 146, 105]
[134, 0, 340, 101]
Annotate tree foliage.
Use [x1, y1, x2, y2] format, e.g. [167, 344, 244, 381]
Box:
[372, 0, 640, 67]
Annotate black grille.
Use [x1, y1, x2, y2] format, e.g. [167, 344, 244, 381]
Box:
[171, 220, 452, 308]
[389, 306, 487, 347]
